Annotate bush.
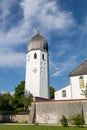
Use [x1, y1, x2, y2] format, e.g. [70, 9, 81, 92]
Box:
[71, 114, 84, 127]
[60, 115, 68, 127]
[15, 107, 24, 112]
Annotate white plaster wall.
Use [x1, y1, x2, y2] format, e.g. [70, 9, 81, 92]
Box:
[55, 85, 71, 100]
[55, 74, 87, 100]
[36, 101, 87, 124]
[39, 51, 49, 98]
[25, 50, 49, 99]
[70, 75, 87, 99]
[25, 50, 40, 97]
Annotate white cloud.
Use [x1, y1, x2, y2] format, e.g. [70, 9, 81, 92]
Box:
[50, 55, 78, 77]
[0, 0, 76, 67]
[0, 0, 75, 45]
[0, 50, 26, 67]
[49, 15, 87, 77]
[21, 0, 74, 31]
[56, 42, 71, 57]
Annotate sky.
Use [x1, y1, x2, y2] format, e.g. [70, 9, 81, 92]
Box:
[0, 0, 87, 93]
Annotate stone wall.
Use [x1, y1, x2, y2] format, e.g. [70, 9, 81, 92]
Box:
[35, 99, 87, 124]
[1, 99, 87, 124]
[0, 113, 29, 123]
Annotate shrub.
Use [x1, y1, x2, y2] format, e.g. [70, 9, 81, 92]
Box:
[71, 114, 84, 127]
[60, 115, 68, 127]
[15, 107, 24, 112]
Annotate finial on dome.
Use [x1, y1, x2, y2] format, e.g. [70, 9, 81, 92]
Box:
[37, 29, 40, 35]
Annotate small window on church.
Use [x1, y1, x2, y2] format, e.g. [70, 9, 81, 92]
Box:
[79, 76, 84, 88]
[62, 90, 66, 97]
[42, 54, 44, 60]
[34, 53, 37, 59]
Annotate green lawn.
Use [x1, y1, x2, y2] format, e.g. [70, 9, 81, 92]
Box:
[0, 125, 87, 130]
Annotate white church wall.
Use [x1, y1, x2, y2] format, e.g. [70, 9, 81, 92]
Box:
[55, 85, 71, 100]
[55, 74, 87, 100]
[70, 75, 87, 99]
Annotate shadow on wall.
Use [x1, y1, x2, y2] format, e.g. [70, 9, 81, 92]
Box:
[0, 114, 16, 123]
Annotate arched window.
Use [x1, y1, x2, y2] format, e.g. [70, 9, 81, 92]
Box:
[79, 76, 84, 88]
[42, 54, 44, 60]
[34, 53, 37, 59]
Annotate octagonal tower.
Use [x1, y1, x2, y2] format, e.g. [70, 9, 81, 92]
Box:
[25, 31, 49, 99]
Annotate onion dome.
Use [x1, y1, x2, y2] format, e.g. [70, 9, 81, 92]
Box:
[28, 31, 48, 51]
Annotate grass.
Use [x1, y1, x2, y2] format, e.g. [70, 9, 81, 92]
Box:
[0, 124, 87, 130]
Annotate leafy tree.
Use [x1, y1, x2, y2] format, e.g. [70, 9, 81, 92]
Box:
[24, 94, 33, 110]
[81, 84, 87, 98]
[13, 80, 33, 111]
[50, 86, 55, 99]
[0, 92, 14, 111]
[0, 81, 33, 112]
[13, 81, 25, 109]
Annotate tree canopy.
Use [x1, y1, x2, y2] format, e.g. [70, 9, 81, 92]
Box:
[0, 81, 32, 112]
[13, 81, 25, 108]
[0, 92, 14, 111]
[50, 86, 55, 99]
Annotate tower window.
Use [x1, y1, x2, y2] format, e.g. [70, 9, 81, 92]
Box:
[34, 53, 37, 59]
[62, 90, 66, 97]
[79, 76, 84, 88]
[42, 54, 44, 60]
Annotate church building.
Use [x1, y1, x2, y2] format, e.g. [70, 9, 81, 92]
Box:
[25, 31, 87, 100]
[55, 60, 87, 100]
[25, 31, 49, 99]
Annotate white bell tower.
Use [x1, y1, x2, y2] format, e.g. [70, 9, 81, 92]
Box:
[25, 31, 49, 99]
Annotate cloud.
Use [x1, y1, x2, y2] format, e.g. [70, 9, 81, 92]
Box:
[21, 0, 75, 31]
[0, 48, 26, 67]
[49, 14, 87, 78]
[56, 42, 71, 57]
[0, 0, 80, 68]
[50, 54, 78, 77]
[0, 0, 10, 25]
[0, 0, 75, 45]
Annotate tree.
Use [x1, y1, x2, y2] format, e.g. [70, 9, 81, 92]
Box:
[50, 86, 55, 99]
[81, 84, 87, 98]
[13, 80, 33, 111]
[0, 81, 33, 112]
[13, 81, 25, 109]
[24, 94, 33, 110]
[0, 92, 14, 111]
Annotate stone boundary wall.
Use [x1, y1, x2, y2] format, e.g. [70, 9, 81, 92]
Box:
[35, 99, 87, 124]
[0, 113, 29, 123]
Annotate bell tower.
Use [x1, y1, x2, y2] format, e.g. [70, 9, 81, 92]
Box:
[25, 31, 49, 99]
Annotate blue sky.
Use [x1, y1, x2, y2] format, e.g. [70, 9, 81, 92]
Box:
[0, 0, 87, 93]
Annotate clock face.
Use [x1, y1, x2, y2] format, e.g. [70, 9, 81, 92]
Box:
[33, 68, 37, 73]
